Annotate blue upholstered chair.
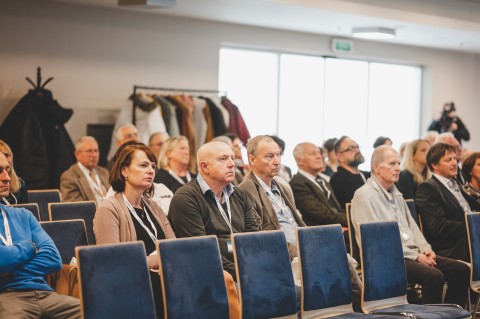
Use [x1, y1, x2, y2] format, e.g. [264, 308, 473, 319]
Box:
[359, 221, 471, 319]
[48, 201, 97, 244]
[41, 219, 88, 264]
[13, 203, 40, 221]
[157, 235, 230, 319]
[27, 189, 62, 222]
[232, 230, 298, 319]
[75, 242, 156, 319]
[466, 213, 480, 318]
[405, 199, 420, 229]
[297, 225, 402, 319]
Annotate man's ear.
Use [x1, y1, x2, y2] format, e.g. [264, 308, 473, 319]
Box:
[248, 154, 255, 168]
[199, 161, 209, 174]
[371, 162, 379, 175]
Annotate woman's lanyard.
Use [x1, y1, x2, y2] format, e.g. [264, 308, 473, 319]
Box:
[0, 209, 13, 246]
[122, 194, 158, 244]
[168, 169, 191, 185]
[214, 189, 232, 233]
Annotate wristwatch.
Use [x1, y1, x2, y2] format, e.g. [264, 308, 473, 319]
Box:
[29, 240, 38, 253]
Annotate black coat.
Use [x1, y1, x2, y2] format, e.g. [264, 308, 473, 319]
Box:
[0, 89, 75, 189]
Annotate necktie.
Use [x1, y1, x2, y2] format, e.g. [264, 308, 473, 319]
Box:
[447, 179, 471, 213]
[315, 177, 330, 199]
[90, 171, 105, 197]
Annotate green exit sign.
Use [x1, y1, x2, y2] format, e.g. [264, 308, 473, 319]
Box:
[331, 38, 354, 54]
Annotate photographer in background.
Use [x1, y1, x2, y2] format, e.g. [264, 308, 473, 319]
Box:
[428, 102, 470, 144]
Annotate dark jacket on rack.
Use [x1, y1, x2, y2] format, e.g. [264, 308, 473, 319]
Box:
[202, 97, 228, 137]
[0, 89, 75, 189]
[221, 97, 251, 145]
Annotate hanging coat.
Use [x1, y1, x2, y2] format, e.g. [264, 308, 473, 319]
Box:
[0, 89, 76, 189]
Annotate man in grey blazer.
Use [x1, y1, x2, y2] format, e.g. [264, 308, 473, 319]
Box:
[60, 136, 109, 205]
[238, 135, 305, 253]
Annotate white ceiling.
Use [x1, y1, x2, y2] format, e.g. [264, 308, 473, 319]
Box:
[47, 0, 480, 53]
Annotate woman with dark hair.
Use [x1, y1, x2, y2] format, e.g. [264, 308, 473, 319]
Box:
[396, 139, 431, 199]
[0, 139, 28, 205]
[94, 142, 175, 318]
[462, 152, 480, 211]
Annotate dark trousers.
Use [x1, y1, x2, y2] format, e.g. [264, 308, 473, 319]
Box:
[405, 255, 469, 306]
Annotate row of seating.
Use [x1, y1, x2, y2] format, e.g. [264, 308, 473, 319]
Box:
[68, 220, 474, 319]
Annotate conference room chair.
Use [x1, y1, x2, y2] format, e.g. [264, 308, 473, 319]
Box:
[466, 213, 480, 319]
[75, 242, 156, 319]
[232, 230, 298, 319]
[48, 201, 97, 244]
[13, 203, 40, 221]
[359, 221, 471, 319]
[27, 189, 62, 222]
[405, 199, 420, 229]
[346, 203, 361, 268]
[157, 236, 230, 319]
[41, 219, 88, 264]
[296, 224, 401, 319]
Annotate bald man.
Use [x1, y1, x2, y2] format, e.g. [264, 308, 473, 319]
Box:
[168, 141, 260, 280]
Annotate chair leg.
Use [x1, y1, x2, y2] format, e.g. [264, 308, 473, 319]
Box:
[473, 292, 480, 319]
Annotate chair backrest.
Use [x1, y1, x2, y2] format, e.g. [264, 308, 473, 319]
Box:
[157, 236, 230, 319]
[359, 221, 408, 313]
[345, 203, 360, 264]
[405, 199, 420, 229]
[297, 225, 355, 319]
[466, 213, 480, 291]
[232, 230, 298, 319]
[41, 219, 88, 264]
[49, 201, 97, 244]
[75, 242, 156, 319]
[28, 189, 62, 222]
[12, 203, 40, 221]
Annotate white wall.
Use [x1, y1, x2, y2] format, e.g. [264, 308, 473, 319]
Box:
[1, 0, 479, 151]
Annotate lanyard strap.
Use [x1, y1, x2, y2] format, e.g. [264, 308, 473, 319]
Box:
[213, 189, 232, 233]
[1, 197, 10, 206]
[257, 178, 297, 224]
[122, 194, 158, 244]
[168, 169, 191, 185]
[359, 171, 367, 183]
[88, 171, 106, 198]
[0, 210, 13, 246]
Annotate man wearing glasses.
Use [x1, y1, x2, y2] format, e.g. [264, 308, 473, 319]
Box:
[60, 136, 109, 205]
[330, 136, 371, 210]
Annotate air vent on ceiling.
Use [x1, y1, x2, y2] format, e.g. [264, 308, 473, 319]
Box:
[118, 0, 175, 8]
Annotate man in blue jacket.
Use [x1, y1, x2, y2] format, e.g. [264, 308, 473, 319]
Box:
[0, 152, 80, 318]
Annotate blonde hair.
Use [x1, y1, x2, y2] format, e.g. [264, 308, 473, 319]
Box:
[401, 139, 432, 184]
[0, 140, 21, 193]
[157, 136, 189, 168]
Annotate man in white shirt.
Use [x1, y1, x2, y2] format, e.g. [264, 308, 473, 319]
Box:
[60, 136, 109, 205]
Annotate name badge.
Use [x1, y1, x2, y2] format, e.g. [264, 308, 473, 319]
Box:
[227, 239, 233, 253]
[401, 231, 410, 241]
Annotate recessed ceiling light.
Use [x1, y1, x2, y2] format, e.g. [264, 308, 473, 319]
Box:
[352, 27, 396, 40]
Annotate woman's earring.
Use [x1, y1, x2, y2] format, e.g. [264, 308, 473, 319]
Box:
[124, 176, 128, 181]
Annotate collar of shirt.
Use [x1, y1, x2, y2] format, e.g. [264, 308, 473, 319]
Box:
[433, 173, 455, 190]
[369, 175, 402, 202]
[78, 162, 95, 177]
[196, 173, 235, 204]
[298, 169, 321, 185]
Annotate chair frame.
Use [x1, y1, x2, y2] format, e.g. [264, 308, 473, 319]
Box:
[232, 230, 298, 319]
[297, 225, 358, 319]
[48, 200, 97, 245]
[12, 203, 41, 221]
[466, 212, 480, 319]
[156, 235, 230, 319]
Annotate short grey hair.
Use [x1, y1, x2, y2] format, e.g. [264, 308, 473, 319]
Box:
[115, 123, 137, 142]
[75, 136, 97, 151]
[371, 145, 397, 169]
[246, 135, 274, 156]
[435, 132, 456, 145]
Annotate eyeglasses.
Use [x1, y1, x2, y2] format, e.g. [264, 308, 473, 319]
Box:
[79, 149, 99, 154]
[340, 145, 360, 154]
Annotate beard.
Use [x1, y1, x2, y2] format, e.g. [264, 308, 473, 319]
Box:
[348, 153, 365, 167]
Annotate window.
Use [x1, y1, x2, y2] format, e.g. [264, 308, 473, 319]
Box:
[219, 47, 422, 170]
